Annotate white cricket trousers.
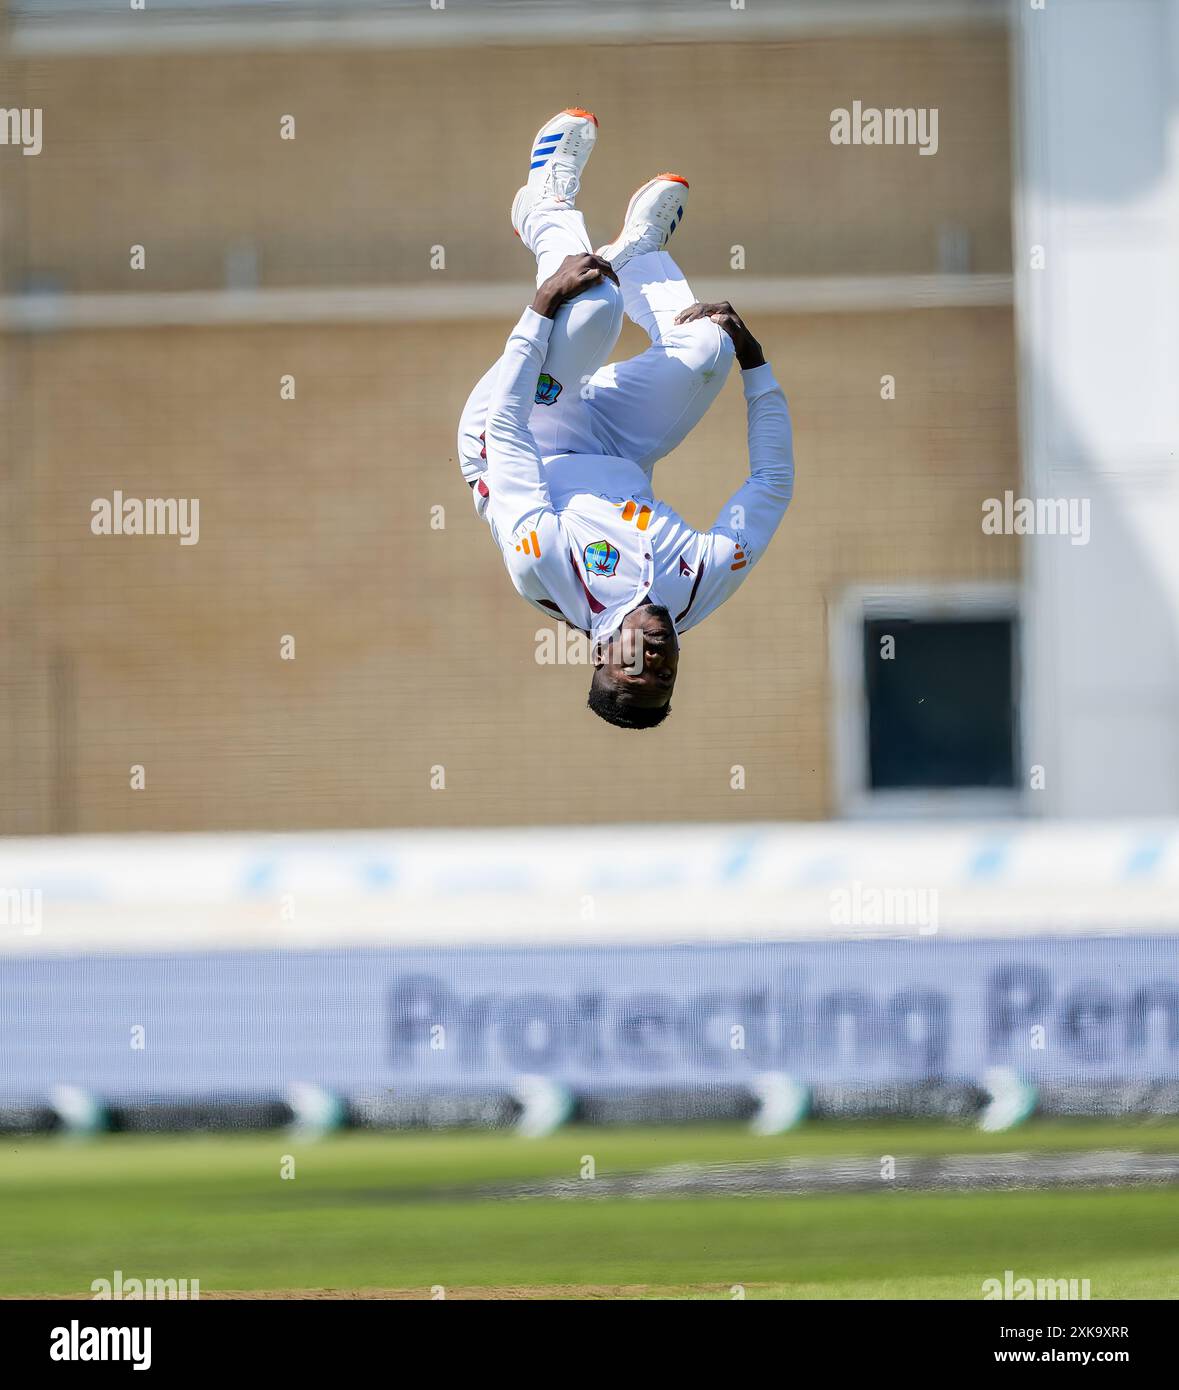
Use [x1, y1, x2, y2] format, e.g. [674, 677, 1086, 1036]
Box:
[457, 201, 734, 489]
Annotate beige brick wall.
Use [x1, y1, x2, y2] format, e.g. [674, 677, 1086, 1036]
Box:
[0, 27, 1019, 833]
[1, 305, 1018, 833]
[2, 34, 1010, 291]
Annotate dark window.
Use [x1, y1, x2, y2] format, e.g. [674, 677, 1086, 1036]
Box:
[863, 616, 1018, 791]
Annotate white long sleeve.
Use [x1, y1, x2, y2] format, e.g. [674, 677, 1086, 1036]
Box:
[482, 306, 557, 536]
[477, 315, 795, 640]
[668, 363, 794, 633]
[710, 364, 794, 554]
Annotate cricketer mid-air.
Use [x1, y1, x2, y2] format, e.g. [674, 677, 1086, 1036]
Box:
[457, 109, 795, 729]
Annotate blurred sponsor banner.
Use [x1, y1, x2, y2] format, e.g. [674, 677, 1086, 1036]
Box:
[2, 824, 1176, 1111]
[0, 821, 1177, 954]
[2, 935, 1179, 1105]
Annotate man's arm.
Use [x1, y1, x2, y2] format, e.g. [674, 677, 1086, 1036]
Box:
[675, 300, 794, 560]
[663, 302, 793, 632]
[482, 306, 556, 537]
[483, 254, 619, 538]
[712, 361, 793, 556]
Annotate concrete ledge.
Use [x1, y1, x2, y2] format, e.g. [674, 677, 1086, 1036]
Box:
[0, 274, 1015, 332]
[11, 1, 1009, 58]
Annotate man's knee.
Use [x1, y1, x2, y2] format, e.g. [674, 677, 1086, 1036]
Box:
[669, 317, 735, 378]
[560, 277, 624, 344]
[544, 280, 624, 399]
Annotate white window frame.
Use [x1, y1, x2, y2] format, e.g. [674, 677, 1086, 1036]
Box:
[829, 582, 1025, 819]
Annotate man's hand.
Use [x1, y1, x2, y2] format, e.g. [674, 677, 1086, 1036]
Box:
[532, 253, 619, 320]
[675, 301, 765, 371]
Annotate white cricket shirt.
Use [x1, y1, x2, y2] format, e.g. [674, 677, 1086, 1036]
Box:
[482, 305, 795, 639]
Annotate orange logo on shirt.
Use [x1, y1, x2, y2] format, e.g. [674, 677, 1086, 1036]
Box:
[619, 499, 652, 531]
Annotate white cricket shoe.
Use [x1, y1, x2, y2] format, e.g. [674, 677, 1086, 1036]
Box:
[510, 107, 599, 237]
[596, 173, 689, 270]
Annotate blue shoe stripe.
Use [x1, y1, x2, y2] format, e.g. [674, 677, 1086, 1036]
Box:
[529, 159, 548, 170]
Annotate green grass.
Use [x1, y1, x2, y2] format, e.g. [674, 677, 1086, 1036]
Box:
[2, 1120, 1178, 1298]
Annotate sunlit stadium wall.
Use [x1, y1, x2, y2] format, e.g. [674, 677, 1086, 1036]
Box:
[0, 15, 1019, 836]
[2, 821, 1178, 1131]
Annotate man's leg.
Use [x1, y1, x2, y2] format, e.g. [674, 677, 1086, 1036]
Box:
[458, 107, 620, 508]
[519, 203, 623, 457]
[584, 248, 734, 477]
[456, 203, 622, 507]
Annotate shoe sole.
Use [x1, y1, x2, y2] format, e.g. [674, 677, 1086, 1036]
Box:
[604, 173, 689, 253]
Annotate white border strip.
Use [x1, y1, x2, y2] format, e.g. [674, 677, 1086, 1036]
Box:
[1, 819, 1176, 954]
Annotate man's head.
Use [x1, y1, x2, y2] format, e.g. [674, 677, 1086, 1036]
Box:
[586, 601, 679, 729]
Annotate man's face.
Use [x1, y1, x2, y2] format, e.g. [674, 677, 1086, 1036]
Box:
[591, 602, 680, 709]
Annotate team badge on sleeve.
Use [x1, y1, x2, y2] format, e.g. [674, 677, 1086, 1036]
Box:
[584, 539, 620, 577]
[535, 373, 563, 406]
